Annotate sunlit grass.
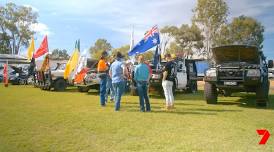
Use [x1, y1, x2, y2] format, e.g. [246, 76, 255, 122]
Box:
[0, 83, 274, 151]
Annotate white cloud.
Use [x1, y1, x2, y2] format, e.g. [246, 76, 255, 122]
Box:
[52, 0, 274, 37]
[227, 0, 274, 34]
[59, 0, 196, 40]
[22, 0, 274, 46]
[30, 23, 53, 36]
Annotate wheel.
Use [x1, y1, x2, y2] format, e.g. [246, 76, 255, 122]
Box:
[204, 82, 218, 104]
[41, 84, 46, 90]
[223, 90, 232, 97]
[54, 79, 67, 91]
[187, 81, 198, 93]
[256, 79, 269, 107]
[78, 86, 89, 92]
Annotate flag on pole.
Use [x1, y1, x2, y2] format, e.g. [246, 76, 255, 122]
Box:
[40, 55, 50, 72]
[76, 51, 87, 73]
[27, 37, 35, 60]
[33, 36, 48, 58]
[64, 40, 80, 79]
[3, 63, 8, 87]
[153, 45, 161, 67]
[129, 25, 135, 63]
[128, 25, 160, 56]
[74, 67, 89, 84]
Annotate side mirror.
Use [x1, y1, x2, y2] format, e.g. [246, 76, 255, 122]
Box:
[268, 60, 273, 68]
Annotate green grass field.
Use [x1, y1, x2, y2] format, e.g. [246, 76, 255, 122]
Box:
[0, 84, 274, 151]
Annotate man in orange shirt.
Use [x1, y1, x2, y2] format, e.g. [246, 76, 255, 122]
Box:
[97, 51, 109, 106]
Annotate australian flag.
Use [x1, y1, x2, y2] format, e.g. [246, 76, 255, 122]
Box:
[128, 25, 160, 56]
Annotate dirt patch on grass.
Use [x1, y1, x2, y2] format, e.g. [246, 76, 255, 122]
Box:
[270, 80, 274, 87]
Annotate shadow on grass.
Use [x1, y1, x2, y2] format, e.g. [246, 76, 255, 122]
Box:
[149, 90, 204, 101]
[215, 92, 274, 110]
[234, 94, 274, 110]
[123, 103, 242, 115]
[86, 90, 100, 95]
[124, 107, 242, 115]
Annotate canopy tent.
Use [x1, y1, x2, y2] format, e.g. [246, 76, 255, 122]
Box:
[0, 54, 30, 64]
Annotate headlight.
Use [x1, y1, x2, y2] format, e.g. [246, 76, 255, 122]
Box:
[246, 69, 260, 77]
[205, 69, 216, 77]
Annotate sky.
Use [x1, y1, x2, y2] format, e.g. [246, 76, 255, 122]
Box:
[1, 0, 274, 59]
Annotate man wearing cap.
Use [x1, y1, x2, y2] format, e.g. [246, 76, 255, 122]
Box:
[97, 51, 109, 106]
[109, 52, 128, 111]
[162, 53, 176, 110]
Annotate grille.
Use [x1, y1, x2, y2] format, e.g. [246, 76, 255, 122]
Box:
[218, 69, 244, 80]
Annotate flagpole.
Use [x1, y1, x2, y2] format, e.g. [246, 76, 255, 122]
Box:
[129, 25, 135, 63]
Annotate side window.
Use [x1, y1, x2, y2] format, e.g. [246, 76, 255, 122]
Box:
[189, 63, 194, 73]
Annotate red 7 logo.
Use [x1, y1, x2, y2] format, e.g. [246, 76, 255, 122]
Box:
[257, 129, 270, 145]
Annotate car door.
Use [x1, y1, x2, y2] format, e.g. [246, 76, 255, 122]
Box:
[176, 60, 187, 89]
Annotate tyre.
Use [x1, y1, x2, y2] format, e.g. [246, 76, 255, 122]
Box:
[223, 90, 232, 97]
[54, 79, 67, 91]
[45, 79, 51, 91]
[187, 81, 198, 93]
[256, 79, 269, 107]
[41, 84, 46, 90]
[204, 82, 218, 104]
[78, 86, 89, 92]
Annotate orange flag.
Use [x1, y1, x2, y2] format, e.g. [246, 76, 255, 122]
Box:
[33, 36, 48, 58]
[74, 67, 89, 84]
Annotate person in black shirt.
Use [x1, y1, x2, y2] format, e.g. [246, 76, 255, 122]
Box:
[162, 53, 176, 110]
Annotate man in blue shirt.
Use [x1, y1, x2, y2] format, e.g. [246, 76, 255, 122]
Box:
[109, 52, 128, 111]
[134, 55, 151, 112]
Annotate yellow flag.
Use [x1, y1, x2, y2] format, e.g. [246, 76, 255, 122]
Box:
[27, 38, 35, 60]
[64, 48, 80, 79]
[40, 55, 49, 72]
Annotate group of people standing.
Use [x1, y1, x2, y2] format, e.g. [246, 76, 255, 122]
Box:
[97, 51, 176, 112]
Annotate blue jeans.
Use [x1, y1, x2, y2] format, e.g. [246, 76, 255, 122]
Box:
[137, 81, 150, 112]
[112, 81, 125, 111]
[99, 76, 107, 106]
[105, 76, 114, 101]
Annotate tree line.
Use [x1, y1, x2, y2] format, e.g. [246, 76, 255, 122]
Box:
[1, 1, 264, 60]
[161, 0, 264, 59]
[90, 0, 264, 60]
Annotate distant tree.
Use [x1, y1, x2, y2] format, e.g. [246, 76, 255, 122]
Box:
[216, 15, 264, 49]
[193, 0, 228, 58]
[112, 45, 130, 60]
[142, 51, 154, 61]
[161, 24, 204, 58]
[160, 26, 177, 53]
[0, 32, 11, 54]
[0, 3, 38, 54]
[165, 42, 181, 54]
[89, 38, 112, 59]
[50, 49, 70, 60]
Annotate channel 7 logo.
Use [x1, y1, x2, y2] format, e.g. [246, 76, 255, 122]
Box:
[257, 129, 271, 145]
